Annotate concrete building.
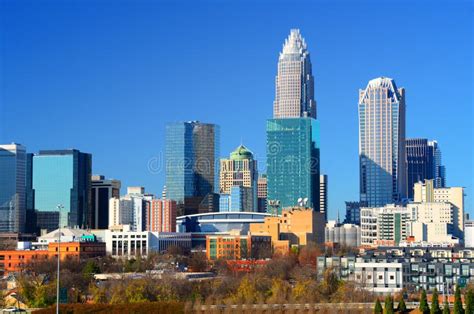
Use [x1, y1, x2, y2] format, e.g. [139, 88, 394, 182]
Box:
[354, 261, 406, 294]
[320, 174, 328, 221]
[219, 145, 258, 212]
[0, 143, 26, 233]
[325, 220, 361, 247]
[257, 175, 267, 212]
[250, 206, 325, 254]
[465, 221, 474, 248]
[147, 199, 177, 232]
[414, 179, 464, 238]
[359, 77, 406, 207]
[206, 231, 272, 261]
[90, 175, 121, 229]
[108, 197, 133, 228]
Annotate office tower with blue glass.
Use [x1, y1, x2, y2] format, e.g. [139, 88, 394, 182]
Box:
[359, 77, 406, 207]
[31, 149, 92, 230]
[0, 143, 26, 233]
[266, 29, 320, 215]
[165, 121, 220, 216]
[430, 140, 446, 188]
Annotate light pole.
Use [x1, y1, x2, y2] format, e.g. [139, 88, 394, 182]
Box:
[56, 204, 64, 314]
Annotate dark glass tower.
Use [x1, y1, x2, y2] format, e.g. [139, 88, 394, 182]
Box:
[32, 149, 92, 230]
[405, 138, 434, 199]
[165, 121, 220, 216]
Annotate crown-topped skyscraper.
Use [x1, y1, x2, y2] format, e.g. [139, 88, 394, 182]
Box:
[273, 29, 316, 119]
[267, 29, 321, 216]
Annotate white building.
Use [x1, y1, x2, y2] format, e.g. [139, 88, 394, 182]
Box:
[465, 221, 474, 248]
[414, 180, 464, 238]
[325, 220, 360, 247]
[109, 197, 133, 228]
[354, 260, 406, 294]
[109, 187, 155, 232]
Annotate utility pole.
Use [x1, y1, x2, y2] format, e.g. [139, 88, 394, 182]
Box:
[56, 204, 64, 314]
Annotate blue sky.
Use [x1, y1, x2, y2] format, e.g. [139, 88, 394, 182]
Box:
[1, 0, 472, 219]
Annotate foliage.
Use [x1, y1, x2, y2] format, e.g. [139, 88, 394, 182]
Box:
[454, 285, 464, 314]
[374, 298, 382, 314]
[383, 295, 394, 314]
[420, 289, 430, 314]
[465, 288, 474, 314]
[82, 260, 100, 279]
[444, 300, 451, 314]
[432, 288, 442, 314]
[397, 297, 407, 313]
[32, 301, 185, 313]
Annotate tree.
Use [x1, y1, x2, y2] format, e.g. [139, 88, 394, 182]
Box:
[454, 285, 464, 314]
[443, 300, 451, 314]
[432, 288, 442, 314]
[420, 289, 430, 314]
[374, 298, 382, 314]
[82, 260, 100, 279]
[383, 296, 394, 314]
[465, 289, 474, 314]
[398, 297, 407, 313]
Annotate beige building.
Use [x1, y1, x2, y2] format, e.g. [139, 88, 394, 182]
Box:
[414, 179, 464, 238]
[219, 145, 258, 211]
[249, 207, 325, 254]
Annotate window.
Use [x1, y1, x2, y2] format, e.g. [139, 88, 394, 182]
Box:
[390, 275, 394, 280]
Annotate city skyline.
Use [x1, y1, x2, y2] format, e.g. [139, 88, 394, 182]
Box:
[1, 1, 472, 219]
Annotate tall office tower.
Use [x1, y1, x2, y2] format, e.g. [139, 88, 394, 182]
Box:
[414, 179, 464, 239]
[219, 145, 258, 212]
[147, 199, 177, 232]
[165, 121, 220, 216]
[90, 175, 121, 229]
[108, 197, 133, 227]
[267, 29, 320, 215]
[257, 174, 268, 212]
[319, 174, 328, 221]
[32, 149, 92, 230]
[273, 29, 316, 118]
[25, 153, 36, 233]
[359, 77, 406, 207]
[126, 186, 151, 232]
[429, 140, 446, 188]
[406, 138, 434, 199]
[0, 143, 26, 233]
[344, 201, 367, 225]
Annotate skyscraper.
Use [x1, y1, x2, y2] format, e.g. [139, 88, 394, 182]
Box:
[90, 175, 121, 229]
[429, 140, 446, 188]
[0, 143, 26, 233]
[273, 29, 316, 119]
[406, 138, 434, 199]
[359, 77, 406, 207]
[165, 121, 220, 216]
[257, 174, 268, 212]
[267, 29, 320, 215]
[219, 145, 258, 212]
[32, 149, 92, 230]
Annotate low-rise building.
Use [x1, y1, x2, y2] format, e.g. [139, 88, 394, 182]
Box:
[205, 232, 271, 261]
[325, 221, 361, 247]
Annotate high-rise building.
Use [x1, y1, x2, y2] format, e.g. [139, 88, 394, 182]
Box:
[319, 174, 328, 221]
[429, 140, 446, 188]
[31, 149, 92, 230]
[343, 201, 367, 226]
[108, 197, 133, 228]
[267, 118, 320, 214]
[147, 199, 177, 232]
[0, 143, 26, 233]
[126, 187, 152, 232]
[165, 121, 220, 216]
[359, 77, 406, 207]
[267, 29, 320, 215]
[219, 145, 258, 212]
[406, 139, 434, 199]
[257, 174, 267, 212]
[414, 179, 464, 238]
[273, 29, 316, 118]
[90, 175, 121, 229]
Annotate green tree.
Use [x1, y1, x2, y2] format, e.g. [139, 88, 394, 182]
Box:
[420, 289, 430, 314]
[432, 288, 442, 314]
[374, 298, 382, 314]
[454, 286, 464, 314]
[82, 260, 100, 279]
[398, 297, 408, 313]
[465, 289, 474, 314]
[383, 296, 394, 314]
[443, 300, 451, 314]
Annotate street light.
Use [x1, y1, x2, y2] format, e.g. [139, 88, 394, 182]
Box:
[56, 204, 64, 314]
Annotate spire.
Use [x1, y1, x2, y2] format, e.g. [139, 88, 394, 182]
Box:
[282, 29, 307, 55]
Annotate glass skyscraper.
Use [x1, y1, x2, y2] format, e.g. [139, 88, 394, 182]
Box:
[267, 118, 320, 213]
[32, 149, 92, 230]
[359, 77, 406, 207]
[0, 143, 26, 233]
[266, 29, 320, 215]
[429, 140, 446, 188]
[165, 121, 220, 216]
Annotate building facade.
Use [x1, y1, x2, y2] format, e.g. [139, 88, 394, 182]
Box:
[405, 138, 434, 199]
[219, 145, 258, 212]
[90, 175, 121, 229]
[344, 201, 367, 225]
[359, 77, 406, 207]
[257, 175, 267, 212]
[165, 121, 220, 216]
[319, 174, 328, 221]
[273, 29, 316, 119]
[0, 143, 26, 233]
[206, 232, 272, 261]
[147, 199, 177, 232]
[31, 149, 92, 230]
[325, 221, 361, 247]
[430, 140, 446, 188]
